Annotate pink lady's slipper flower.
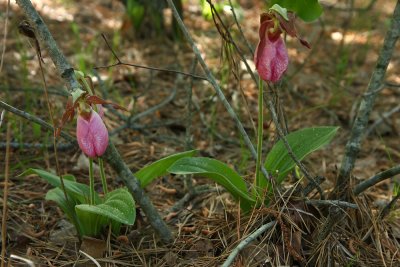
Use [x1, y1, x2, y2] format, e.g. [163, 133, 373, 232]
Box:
[254, 15, 288, 82]
[77, 109, 109, 158]
[254, 11, 310, 83]
[56, 92, 127, 157]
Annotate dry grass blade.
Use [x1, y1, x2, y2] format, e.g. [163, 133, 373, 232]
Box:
[0, 0, 10, 73]
[1, 122, 11, 267]
[0, 110, 4, 129]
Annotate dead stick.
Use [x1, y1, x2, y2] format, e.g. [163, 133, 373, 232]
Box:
[336, 0, 400, 197]
[353, 165, 400, 196]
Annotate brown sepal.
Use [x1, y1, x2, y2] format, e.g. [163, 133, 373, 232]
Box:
[85, 95, 128, 112]
[275, 12, 311, 49]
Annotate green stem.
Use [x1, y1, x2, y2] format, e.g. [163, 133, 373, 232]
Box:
[98, 157, 108, 195]
[255, 79, 264, 189]
[89, 158, 95, 205]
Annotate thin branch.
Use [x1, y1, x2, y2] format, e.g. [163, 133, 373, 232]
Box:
[206, 0, 258, 84]
[95, 34, 207, 81]
[15, 0, 173, 244]
[168, 185, 217, 212]
[0, 100, 76, 144]
[221, 221, 276, 267]
[380, 193, 400, 219]
[0, 142, 74, 151]
[353, 165, 400, 196]
[110, 86, 177, 136]
[302, 175, 325, 196]
[365, 104, 400, 136]
[385, 81, 400, 88]
[305, 199, 358, 209]
[228, 0, 254, 57]
[15, 1, 80, 92]
[184, 59, 197, 193]
[166, 0, 271, 182]
[336, 1, 400, 196]
[2, 86, 70, 97]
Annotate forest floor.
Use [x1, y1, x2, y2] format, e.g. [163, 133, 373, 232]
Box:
[0, 0, 400, 266]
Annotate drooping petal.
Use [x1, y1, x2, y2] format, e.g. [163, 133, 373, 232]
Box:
[76, 110, 109, 158]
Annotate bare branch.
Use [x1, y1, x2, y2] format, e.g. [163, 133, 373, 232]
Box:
[353, 165, 400, 196]
[336, 0, 400, 196]
[95, 34, 207, 81]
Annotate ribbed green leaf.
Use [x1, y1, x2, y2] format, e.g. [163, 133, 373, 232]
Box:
[22, 168, 100, 204]
[263, 127, 338, 187]
[168, 157, 255, 212]
[76, 188, 135, 226]
[136, 150, 197, 188]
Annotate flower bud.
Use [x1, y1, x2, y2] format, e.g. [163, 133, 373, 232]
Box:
[76, 110, 108, 158]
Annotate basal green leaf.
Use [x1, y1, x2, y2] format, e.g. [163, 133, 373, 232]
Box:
[263, 127, 338, 187]
[75, 208, 108, 237]
[75, 188, 135, 226]
[46, 188, 82, 236]
[23, 168, 100, 204]
[168, 157, 255, 212]
[136, 150, 197, 188]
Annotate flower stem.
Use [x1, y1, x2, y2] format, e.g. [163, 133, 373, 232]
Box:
[89, 158, 95, 205]
[255, 78, 264, 190]
[98, 157, 108, 195]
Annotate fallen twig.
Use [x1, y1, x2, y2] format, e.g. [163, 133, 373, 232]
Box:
[305, 199, 358, 209]
[353, 165, 400, 196]
[221, 221, 276, 267]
